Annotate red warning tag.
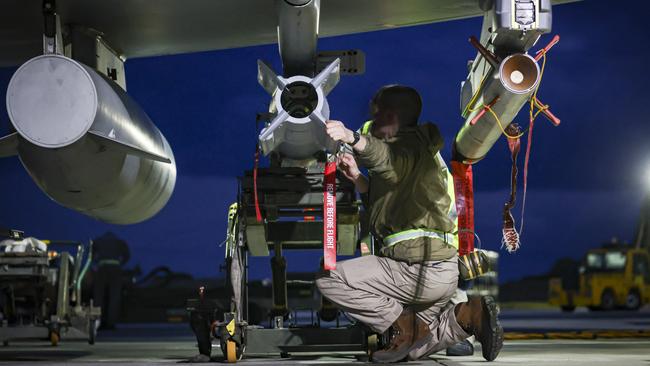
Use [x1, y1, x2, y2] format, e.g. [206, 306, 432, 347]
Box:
[451, 161, 475, 256]
[323, 161, 337, 270]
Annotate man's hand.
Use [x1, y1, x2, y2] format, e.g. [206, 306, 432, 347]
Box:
[338, 152, 369, 193]
[326, 120, 355, 144]
[337, 153, 361, 181]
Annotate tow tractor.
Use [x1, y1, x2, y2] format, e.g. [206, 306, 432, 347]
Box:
[549, 241, 650, 311]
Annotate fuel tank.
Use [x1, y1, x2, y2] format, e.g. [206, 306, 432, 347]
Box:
[2, 54, 176, 224]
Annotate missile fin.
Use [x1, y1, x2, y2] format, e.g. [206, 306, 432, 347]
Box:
[311, 58, 340, 96]
[0, 133, 18, 158]
[257, 60, 286, 95]
[88, 131, 172, 164]
[259, 110, 289, 141]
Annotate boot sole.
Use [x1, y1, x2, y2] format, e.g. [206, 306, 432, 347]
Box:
[481, 296, 504, 362]
[372, 333, 433, 364]
[445, 339, 475, 356]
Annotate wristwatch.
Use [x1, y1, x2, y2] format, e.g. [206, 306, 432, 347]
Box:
[350, 131, 361, 146]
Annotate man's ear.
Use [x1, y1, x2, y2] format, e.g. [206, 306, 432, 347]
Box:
[386, 111, 400, 126]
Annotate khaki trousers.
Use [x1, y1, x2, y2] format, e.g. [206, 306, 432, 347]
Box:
[315, 255, 469, 360]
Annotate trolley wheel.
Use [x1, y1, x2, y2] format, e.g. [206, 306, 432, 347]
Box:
[367, 334, 379, 355]
[49, 331, 60, 347]
[226, 339, 237, 363]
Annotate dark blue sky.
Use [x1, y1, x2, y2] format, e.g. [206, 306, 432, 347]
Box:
[1, 0, 648, 283]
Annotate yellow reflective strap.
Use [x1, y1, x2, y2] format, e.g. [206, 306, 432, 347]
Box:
[360, 120, 373, 135]
[474, 251, 484, 275]
[226, 319, 236, 336]
[228, 202, 238, 220]
[226, 203, 239, 253]
[383, 228, 451, 247]
[434, 152, 459, 250]
[463, 254, 474, 279]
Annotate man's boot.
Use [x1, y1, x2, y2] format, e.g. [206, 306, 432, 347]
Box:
[454, 296, 503, 362]
[372, 309, 432, 363]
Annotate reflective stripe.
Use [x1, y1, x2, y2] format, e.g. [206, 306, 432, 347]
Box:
[360, 120, 373, 135]
[226, 202, 239, 254]
[435, 152, 459, 249]
[383, 228, 454, 247]
[98, 259, 120, 266]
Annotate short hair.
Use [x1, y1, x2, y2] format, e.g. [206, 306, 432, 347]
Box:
[370, 85, 422, 127]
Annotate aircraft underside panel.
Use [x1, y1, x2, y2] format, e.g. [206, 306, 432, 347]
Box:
[0, 0, 580, 66]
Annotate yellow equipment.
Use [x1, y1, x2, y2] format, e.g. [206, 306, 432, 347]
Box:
[549, 243, 650, 311]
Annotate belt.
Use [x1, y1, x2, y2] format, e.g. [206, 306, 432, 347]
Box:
[383, 229, 454, 247]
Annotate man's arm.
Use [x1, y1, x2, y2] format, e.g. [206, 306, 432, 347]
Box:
[325, 120, 368, 152]
[354, 174, 369, 194]
[338, 153, 369, 193]
[326, 120, 417, 183]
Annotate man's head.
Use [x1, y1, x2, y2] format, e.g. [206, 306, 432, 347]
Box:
[370, 85, 422, 139]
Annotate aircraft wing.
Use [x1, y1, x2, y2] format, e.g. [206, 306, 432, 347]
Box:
[1, 0, 579, 67]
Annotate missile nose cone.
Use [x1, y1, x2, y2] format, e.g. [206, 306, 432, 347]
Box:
[6, 55, 97, 148]
[499, 53, 540, 94]
[510, 70, 524, 84]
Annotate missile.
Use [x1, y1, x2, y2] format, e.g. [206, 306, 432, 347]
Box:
[0, 54, 176, 224]
[257, 58, 340, 159]
[256, 0, 340, 160]
[454, 52, 540, 163]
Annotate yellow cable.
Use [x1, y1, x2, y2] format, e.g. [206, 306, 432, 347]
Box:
[464, 71, 491, 114]
[468, 51, 550, 140]
[467, 100, 485, 113]
[486, 105, 525, 139]
[533, 98, 549, 120]
[528, 52, 547, 123]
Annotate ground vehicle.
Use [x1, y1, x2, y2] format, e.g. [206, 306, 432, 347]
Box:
[549, 243, 650, 311]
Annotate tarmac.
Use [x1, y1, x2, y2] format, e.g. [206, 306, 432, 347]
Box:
[0, 308, 648, 365]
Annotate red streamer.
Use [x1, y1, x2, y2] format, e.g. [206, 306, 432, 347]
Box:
[253, 147, 262, 222]
[323, 161, 337, 270]
[451, 161, 475, 256]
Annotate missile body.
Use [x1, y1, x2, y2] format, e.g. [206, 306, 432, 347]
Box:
[277, 0, 320, 77]
[2, 55, 176, 224]
[253, 0, 346, 161]
[455, 53, 540, 163]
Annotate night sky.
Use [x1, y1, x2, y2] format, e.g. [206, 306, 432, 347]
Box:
[1, 0, 648, 283]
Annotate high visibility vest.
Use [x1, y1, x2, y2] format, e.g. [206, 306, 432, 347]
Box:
[358, 120, 459, 249]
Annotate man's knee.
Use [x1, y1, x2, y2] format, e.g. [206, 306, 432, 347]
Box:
[315, 275, 327, 294]
[315, 269, 343, 297]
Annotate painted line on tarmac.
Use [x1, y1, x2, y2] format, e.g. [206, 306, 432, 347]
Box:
[505, 330, 650, 340]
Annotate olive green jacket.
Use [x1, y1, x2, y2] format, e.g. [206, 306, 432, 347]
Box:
[356, 123, 457, 263]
